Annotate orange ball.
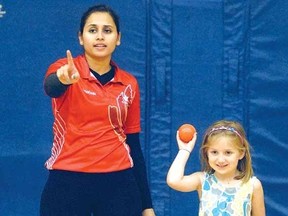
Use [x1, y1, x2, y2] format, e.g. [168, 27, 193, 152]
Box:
[178, 124, 196, 143]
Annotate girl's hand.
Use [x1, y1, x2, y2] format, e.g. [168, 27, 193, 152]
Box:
[57, 50, 80, 85]
[142, 208, 156, 216]
[176, 131, 197, 153]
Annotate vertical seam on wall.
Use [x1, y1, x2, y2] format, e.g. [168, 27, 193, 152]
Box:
[149, 1, 173, 215]
[145, 0, 152, 181]
[244, 1, 251, 136]
[223, 0, 250, 127]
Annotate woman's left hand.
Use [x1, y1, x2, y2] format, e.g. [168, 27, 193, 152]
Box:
[142, 208, 156, 216]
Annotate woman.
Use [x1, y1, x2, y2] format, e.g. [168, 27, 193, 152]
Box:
[41, 4, 155, 216]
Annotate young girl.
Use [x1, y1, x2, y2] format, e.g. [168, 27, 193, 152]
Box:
[167, 120, 265, 215]
[41, 4, 155, 216]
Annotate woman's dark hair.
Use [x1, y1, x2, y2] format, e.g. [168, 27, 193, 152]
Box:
[79, 4, 120, 34]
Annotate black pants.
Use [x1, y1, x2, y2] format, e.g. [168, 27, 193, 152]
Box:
[40, 169, 142, 216]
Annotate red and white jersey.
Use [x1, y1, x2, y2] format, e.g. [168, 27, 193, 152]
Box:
[44, 55, 141, 173]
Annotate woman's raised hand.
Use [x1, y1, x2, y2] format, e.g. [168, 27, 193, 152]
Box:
[57, 50, 80, 85]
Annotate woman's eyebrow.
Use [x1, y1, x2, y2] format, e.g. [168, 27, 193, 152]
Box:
[87, 23, 113, 28]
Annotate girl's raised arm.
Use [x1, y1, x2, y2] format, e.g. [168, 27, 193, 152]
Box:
[166, 133, 202, 192]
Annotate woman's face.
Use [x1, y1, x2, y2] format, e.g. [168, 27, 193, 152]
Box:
[78, 12, 121, 62]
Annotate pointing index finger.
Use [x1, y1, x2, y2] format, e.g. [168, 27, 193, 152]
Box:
[66, 50, 74, 68]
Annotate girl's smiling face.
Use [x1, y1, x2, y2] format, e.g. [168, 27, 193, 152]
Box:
[207, 136, 245, 179]
[78, 12, 121, 62]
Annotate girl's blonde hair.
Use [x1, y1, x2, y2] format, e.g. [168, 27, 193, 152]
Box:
[200, 120, 253, 183]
